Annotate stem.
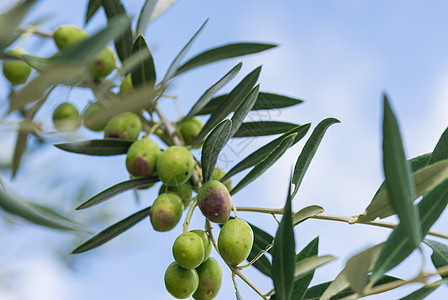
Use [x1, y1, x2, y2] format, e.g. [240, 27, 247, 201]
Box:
[183, 200, 197, 233]
[20, 26, 53, 38]
[236, 207, 448, 240]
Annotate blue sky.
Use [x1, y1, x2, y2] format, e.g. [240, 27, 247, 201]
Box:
[1, 0, 448, 299]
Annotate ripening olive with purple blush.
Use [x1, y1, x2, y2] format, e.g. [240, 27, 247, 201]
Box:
[104, 112, 142, 140]
[126, 138, 160, 177]
[197, 180, 232, 224]
[149, 193, 183, 232]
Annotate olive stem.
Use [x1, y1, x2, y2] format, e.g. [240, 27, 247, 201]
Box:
[236, 206, 448, 240]
[239, 243, 273, 269]
[182, 200, 197, 233]
[20, 26, 53, 38]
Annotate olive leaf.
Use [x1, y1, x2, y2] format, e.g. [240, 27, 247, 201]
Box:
[55, 139, 133, 156]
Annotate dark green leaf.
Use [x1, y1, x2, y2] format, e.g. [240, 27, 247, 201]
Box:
[55, 139, 133, 156]
[371, 178, 448, 283]
[221, 124, 310, 183]
[234, 121, 300, 138]
[248, 220, 275, 255]
[85, 0, 101, 24]
[231, 133, 296, 195]
[425, 239, 448, 281]
[197, 92, 303, 115]
[399, 285, 439, 300]
[247, 242, 272, 277]
[163, 19, 208, 82]
[135, 0, 157, 35]
[229, 85, 260, 138]
[192, 66, 261, 147]
[430, 126, 448, 164]
[291, 118, 340, 199]
[292, 237, 319, 300]
[201, 119, 232, 183]
[76, 176, 158, 210]
[100, 0, 133, 62]
[71, 206, 151, 253]
[382, 94, 421, 247]
[183, 62, 242, 122]
[293, 205, 324, 227]
[0, 187, 76, 231]
[176, 42, 277, 76]
[131, 35, 156, 89]
[272, 175, 295, 300]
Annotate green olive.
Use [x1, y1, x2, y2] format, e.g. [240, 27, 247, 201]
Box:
[91, 46, 116, 77]
[52, 102, 81, 131]
[53, 25, 88, 50]
[104, 112, 142, 140]
[180, 117, 203, 147]
[193, 258, 222, 300]
[164, 262, 199, 299]
[156, 146, 194, 186]
[172, 232, 205, 269]
[217, 218, 253, 266]
[82, 102, 109, 132]
[2, 48, 32, 85]
[190, 230, 212, 263]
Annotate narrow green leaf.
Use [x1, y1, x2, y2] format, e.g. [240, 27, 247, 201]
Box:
[201, 119, 232, 183]
[371, 178, 448, 283]
[249, 221, 275, 255]
[357, 159, 448, 223]
[229, 85, 260, 138]
[291, 118, 340, 199]
[382, 95, 421, 247]
[425, 239, 448, 282]
[430, 126, 448, 164]
[292, 237, 319, 300]
[0, 187, 76, 231]
[71, 206, 151, 253]
[192, 66, 261, 147]
[304, 276, 401, 300]
[76, 176, 158, 210]
[272, 175, 295, 300]
[399, 284, 440, 300]
[221, 124, 310, 183]
[100, 0, 133, 62]
[176, 42, 277, 76]
[293, 205, 324, 227]
[294, 256, 335, 280]
[183, 62, 242, 122]
[321, 243, 383, 300]
[247, 243, 272, 277]
[135, 0, 157, 35]
[131, 35, 156, 89]
[233, 121, 299, 138]
[163, 18, 208, 82]
[231, 133, 296, 195]
[197, 92, 303, 115]
[20, 54, 52, 71]
[85, 0, 101, 24]
[55, 139, 133, 156]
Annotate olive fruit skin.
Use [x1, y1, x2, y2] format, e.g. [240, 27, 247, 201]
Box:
[82, 102, 108, 132]
[164, 262, 199, 299]
[159, 183, 193, 209]
[172, 232, 205, 269]
[180, 117, 203, 146]
[2, 48, 32, 85]
[156, 146, 194, 186]
[104, 112, 142, 140]
[52, 102, 81, 131]
[119, 74, 134, 96]
[53, 25, 88, 50]
[126, 138, 160, 177]
[210, 167, 233, 192]
[197, 180, 232, 224]
[190, 230, 212, 263]
[193, 258, 222, 300]
[91, 46, 116, 77]
[149, 193, 183, 232]
[218, 219, 253, 266]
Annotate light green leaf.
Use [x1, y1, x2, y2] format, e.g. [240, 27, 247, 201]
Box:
[294, 255, 335, 281]
[131, 35, 156, 89]
[183, 62, 242, 122]
[229, 85, 260, 138]
[292, 237, 319, 300]
[221, 124, 310, 183]
[291, 118, 340, 199]
[197, 92, 303, 115]
[192, 66, 261, 147]
[425, 239, 448, 282]
[233, 121, 299, 138]
[175, 42, 277, 76]
[357, 159, 448, 223]
[382, 94, 421, 247]
[85, 0, 101, 24]
[135, 0, 157, 36]
[231, 133, 296, 195]
[100, 0, 133, 62]
[201, 119, 232, 183]
[71, 206, 151, 253]
[76, 176, 159, 210]
[371, 178, 448, 283]
[163, 18, 208, 82]
[293, 205, 324, 227]
[55, 139, 133, 156]
[272, 175, 295, 300]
